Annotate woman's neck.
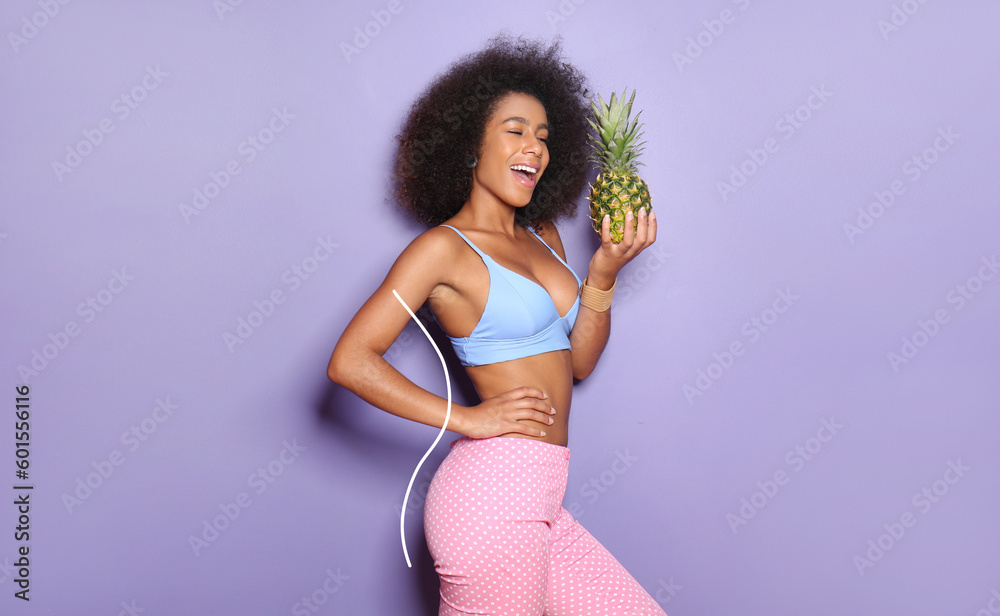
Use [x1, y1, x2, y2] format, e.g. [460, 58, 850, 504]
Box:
[455, 189, 520, 237]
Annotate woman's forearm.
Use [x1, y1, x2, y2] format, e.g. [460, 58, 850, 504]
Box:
[328, 344, 466, 434]
[569, 270, 615, 380]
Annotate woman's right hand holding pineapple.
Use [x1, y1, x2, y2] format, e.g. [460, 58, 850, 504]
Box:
[587, 206, 657, 291]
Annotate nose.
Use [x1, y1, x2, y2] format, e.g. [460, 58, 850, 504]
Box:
[523, 134, 543, 156]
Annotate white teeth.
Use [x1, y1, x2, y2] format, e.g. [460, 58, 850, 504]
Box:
[510, 164, 537, 174]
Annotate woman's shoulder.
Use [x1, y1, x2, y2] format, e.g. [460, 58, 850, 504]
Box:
[393, 224, 467, 267]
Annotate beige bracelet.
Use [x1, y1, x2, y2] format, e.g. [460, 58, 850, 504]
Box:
[580, 276, 616, 312]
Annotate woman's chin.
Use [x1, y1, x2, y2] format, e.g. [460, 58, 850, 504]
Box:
[507, 193, 534, 208]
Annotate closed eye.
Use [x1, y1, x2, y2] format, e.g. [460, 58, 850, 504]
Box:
[509, 130, 548, 144]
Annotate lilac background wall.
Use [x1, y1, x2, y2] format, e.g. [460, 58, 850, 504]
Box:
[2, 1, 998, 614]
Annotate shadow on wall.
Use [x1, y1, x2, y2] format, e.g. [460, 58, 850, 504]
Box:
[410, 530, 442, 615]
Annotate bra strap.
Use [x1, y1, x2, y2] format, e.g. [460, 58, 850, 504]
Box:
[439, 225, 487, 259]
[526, 226, 571, 269]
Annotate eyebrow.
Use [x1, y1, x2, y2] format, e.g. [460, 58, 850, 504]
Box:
[502, 116, 549, 131]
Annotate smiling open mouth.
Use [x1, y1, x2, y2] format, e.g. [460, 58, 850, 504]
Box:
[510, 164, 538, 187]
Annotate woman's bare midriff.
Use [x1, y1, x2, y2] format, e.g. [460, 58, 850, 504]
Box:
[466, 349, 574, 447]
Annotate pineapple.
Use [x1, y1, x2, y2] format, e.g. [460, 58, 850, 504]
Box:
[587, 90, 652, 244]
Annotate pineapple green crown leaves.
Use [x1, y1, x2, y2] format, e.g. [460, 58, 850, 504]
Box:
[587, 89, 647, 174]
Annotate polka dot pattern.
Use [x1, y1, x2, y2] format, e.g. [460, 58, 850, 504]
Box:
[424, 436, 667, 616]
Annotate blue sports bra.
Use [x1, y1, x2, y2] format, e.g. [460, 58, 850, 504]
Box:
[439, 225, 581, 367]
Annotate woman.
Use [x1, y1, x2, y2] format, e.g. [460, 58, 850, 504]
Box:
[328, 35, 666, 615]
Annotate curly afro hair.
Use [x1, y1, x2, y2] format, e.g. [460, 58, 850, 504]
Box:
[392, 34, 592, 229]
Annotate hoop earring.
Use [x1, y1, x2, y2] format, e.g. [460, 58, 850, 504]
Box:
[466, 155, 478, 168]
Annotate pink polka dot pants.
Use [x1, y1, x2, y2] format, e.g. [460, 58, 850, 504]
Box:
[424, 436, 667, 616]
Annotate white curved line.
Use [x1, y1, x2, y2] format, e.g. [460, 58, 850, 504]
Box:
[391, 289, 451, 568]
